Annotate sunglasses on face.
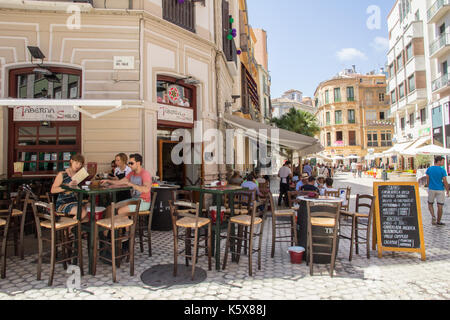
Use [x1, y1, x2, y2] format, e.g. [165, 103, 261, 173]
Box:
[128, 162, 135, 165]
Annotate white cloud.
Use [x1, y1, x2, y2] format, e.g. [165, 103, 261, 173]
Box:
[336, 48, 368, 62]
[370, 36, 389, 52]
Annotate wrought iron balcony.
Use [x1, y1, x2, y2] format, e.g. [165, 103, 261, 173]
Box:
[428, 0, 450, 23]
[429, 33, 450, 57]
[432, 73, 450, 92]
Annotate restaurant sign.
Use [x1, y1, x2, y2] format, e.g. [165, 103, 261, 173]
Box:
[158, 104, 193, 124]
[13, 106, 79, 121]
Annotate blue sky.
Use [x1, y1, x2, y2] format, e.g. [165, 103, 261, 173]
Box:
[246, 0, 395, 99]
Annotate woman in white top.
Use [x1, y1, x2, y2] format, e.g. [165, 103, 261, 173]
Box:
[113, 153, 132, 201]
[114, 153, 132, 180]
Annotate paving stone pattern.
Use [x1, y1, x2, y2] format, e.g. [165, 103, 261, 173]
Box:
[0, 172, 449, 300]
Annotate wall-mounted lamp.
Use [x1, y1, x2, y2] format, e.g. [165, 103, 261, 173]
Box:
[27, 46, 45, 64]
[231, 95, 240, 103]
[176, 76, 200, 85]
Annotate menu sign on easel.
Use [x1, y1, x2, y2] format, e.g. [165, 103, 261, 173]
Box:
[373, 182, 426, 261]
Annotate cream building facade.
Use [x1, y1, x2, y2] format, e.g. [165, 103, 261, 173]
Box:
[0, 0, 245, 184]
[315, 70, 393, 162]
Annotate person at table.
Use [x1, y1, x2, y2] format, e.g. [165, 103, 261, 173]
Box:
[426, 156, 450, 226]
[50, 153, 88, 221]
[241, 173, 263, 198]
[300, 176, 319, 193]
[111, 153, 132, 202]
[102, 153, 152, 217]
[316, 176, 326, 195]
[324, 178, 337, 192]
[295, 173, 309, 191]
[109, 160, 117, 178]
[228, 171, 243, 185]
[278, 161, 292, 207]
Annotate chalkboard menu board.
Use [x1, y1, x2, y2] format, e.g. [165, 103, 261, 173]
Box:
[373, 182, 426, 261]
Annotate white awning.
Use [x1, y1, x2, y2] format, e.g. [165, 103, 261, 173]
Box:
[383, 140, 415, 156]
[223, 113, 323, 156]
[413, 144, 450, 156]
[0, 99, 144, 119]
[402, 137, 431, 156]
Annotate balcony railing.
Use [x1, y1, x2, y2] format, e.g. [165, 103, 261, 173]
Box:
[163, 0, 195, 33]
[429, 33, 450, 57]
[428, 0, 450, 22]
[432, 73, 449, 92]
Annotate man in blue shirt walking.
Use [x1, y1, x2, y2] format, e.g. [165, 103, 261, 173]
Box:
[426, 156, 449, 226]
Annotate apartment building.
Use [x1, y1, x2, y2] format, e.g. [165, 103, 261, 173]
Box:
[427, 0, 450, 172]
[271, 89, 317, 119]
[386, 0, 432, 170]
[315, 69, 393, 162]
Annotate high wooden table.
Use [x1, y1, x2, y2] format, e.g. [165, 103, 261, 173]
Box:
[184, 185, 246, 270]
[61, 183, 132, 274]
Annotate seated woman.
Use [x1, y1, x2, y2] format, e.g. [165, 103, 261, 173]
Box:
[112, 153, 132, 202]
[50, 154, 88, 221]
[316, 176, 326, 195]
[228, 171, 243, 185]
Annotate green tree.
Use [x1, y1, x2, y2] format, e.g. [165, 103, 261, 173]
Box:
[271, 108, 320, 164]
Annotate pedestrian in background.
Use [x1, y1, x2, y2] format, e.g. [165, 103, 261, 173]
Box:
[426, 156, 449, 226]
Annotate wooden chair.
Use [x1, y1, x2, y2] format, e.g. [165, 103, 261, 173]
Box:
[30, 199, 83, 286]
[338, 187, 351, 211]
[287, 191, 303, 210]
[93, 199, 140, 283]
[222, 200, 266, 276]
[0, 187, 30, 260]
[339, 194, 375, 261]
[324, 190, 339, 197]
[169, 200, 212, 280]
[268, 191, 297, 258]
[136, 192, 157, 257]
[0, 199, 12, 278]
[306, 201, 341, 277]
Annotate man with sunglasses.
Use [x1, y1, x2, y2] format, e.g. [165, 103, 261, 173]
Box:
[102, 153, 152, 215]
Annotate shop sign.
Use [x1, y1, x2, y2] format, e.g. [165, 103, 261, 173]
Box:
[158, 104, 193, 124]
[418, 127, 430, 137]
[13, 106, 79, 121]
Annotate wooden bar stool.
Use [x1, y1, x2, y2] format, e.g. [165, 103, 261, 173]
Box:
[31, 199, 83, 286]
[306, 201, 341, 277]
[0, 199, 12, 279]
[222, 200, 266, 276]
[0, 187, 29, 260]
[269, 191, 297, 258]
[340, 194, 375, 261]
[93, 199, 140, 283]
[169, 200, 212, 280]
[136, 192, 157, 256]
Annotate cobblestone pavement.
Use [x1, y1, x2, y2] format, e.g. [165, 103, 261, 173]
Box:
[1, 172, 449, 300]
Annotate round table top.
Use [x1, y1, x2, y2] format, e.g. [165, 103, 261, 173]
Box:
[297, 195, 344, 203]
